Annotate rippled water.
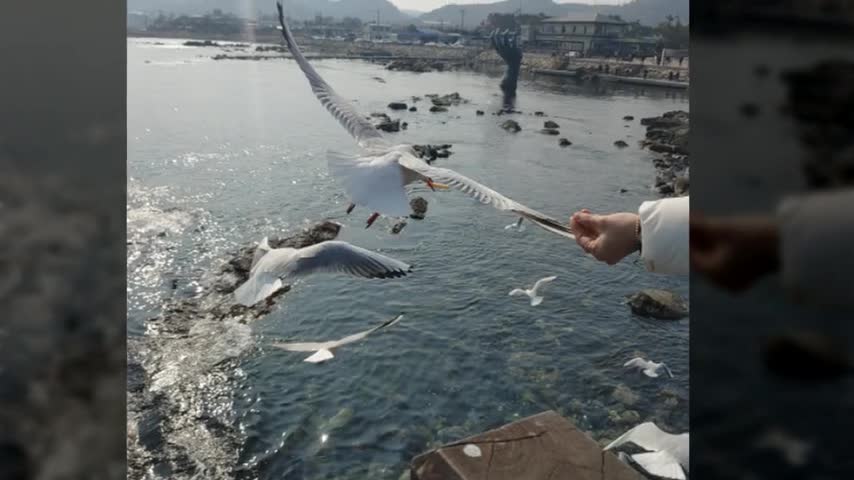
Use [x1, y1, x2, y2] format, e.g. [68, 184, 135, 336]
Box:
[128, 37, 688, 479]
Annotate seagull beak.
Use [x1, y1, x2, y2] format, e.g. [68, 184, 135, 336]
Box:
[426, 179, 449, 191]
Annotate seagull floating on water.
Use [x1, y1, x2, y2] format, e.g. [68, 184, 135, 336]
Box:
[605, 422, 689, 480]
[509, 275, 557, 306]
[274, 2, 574, 238]
[272, 314, 404, 363]
[234, 237, 410, 306]
[624, 357, 674, 378]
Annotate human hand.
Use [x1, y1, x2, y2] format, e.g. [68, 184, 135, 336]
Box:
[569, 209, 640, 265]
[690, 214, 780, 292]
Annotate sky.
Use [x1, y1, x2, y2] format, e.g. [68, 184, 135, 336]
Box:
[391, 0, 624, 14]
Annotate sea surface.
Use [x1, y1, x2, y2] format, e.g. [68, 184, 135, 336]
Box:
[127, 37, 689, 479]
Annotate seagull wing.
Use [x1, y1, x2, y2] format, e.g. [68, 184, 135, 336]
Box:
[531, 275, 557, 294]
[398, 156, 574, 239]
[605, 422, 672, 453]
[623, 357, 646, 368]
[276, 2, 389, 151]
[286, 241, 411, 280]
[328, 313, 404, 348]
[272, 340, 334, 352]
[630, 451, 686, 480]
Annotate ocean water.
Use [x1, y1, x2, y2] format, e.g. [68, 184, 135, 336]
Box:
[127, 37, 688, 479]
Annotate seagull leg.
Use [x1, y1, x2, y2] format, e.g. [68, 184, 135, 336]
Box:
[365, 212, 380, 229]
[346, 203, 356, 214]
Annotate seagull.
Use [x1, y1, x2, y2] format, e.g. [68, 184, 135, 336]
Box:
[605, 422, 689, 480]
[272, 314, 404, 363]
[509, 275, 557, 306]
[275, 2, 574, 238]
[624, 357, 674, 378]
[234, 237, 411, 306]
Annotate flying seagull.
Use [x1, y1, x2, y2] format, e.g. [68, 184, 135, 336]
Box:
[509, 275, 557, 306]
[272, 314, 404, 363]
[274, 2, 574, 239]
[605, 422, 689, 480]
[623, 357, 674, 378]
[234, 237, 411, 306]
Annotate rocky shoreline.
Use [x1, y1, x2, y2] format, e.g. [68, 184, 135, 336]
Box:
[639, 110, 690, 196]
[127, 221, 344, 479]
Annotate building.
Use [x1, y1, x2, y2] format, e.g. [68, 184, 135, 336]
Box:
[363, 23, 395, 41]
[525, 13, 657, 57]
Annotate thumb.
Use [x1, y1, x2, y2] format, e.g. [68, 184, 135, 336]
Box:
[576, 233, 599, 255]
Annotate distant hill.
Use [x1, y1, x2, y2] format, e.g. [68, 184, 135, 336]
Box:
[419, 0, 689, 28]
[127, 0, 413, 23]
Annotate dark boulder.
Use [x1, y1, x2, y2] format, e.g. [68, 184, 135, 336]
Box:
[388, 102, 408, 110]
[558, 138, 572, 147]
[627, 289, 688, 320]
[501, 120, 521, 133]
[544, 120, 560, 129]
[614, 140, 629, 148]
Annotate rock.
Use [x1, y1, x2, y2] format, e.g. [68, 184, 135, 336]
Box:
[544, 120, 560, 129]
[476, 110, 484, 116]
[429, 105, 448, 113]
[611, 384, 639, 406]
[626, 289, 688, 320]
[391, 221, 407, 234]
[534, 111, 545, 116]
[372, 76, 386, 83]
[428, 92, 468, 107]
[183, 40, 219, 47]
[623, 115, 635, 121]
[540, 128, 560, 135]
[374, 118, 402, 133]
[388, 102, 408, 110]
[410, 197, 428, 219]
[739, 102, 760, 118]
[409, 106, 417, 112]
[614, 140, 629, 148]
[558, 138, 572, 147]
[500, 120, 521, 133]
[619, 188, 628, 193]
[674, 175, 689, 195]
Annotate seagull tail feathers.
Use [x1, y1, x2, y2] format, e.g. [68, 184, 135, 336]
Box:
[234, 273, 283, 307]
[530, 295, 544, 307]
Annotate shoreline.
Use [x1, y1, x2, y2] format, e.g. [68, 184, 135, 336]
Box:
[129, 33, 690, 85]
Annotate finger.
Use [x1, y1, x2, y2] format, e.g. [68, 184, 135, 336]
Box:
[576, 234, 598, 254]
[573, 212, 603, 232]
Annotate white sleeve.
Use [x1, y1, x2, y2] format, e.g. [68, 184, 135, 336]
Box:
[638, 196, 689, 275]
[777, 188, 854, 308]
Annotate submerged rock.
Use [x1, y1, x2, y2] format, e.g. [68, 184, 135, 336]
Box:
[627, 289, 688, 320]
[476, 110, 485, 116]
[500, 120, 521, 133]
[544, 120, 560, 129]
[409, 197, 428, 219]
[540, 128, 560, 135]
[623, 115, 635, 121]
[413, 144, 453, 163]
[558, 138, 572, 147]
[409, 106, 417, 112]
[427, 92, 468, 107]
[614, 140, 629, 148]
[429, 105, 448, 113]
[534, 111, 545, 116]
[388, 102, 408, 110]
[612, 384, 639, 406]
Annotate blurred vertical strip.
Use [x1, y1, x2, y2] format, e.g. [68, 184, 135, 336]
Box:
[691, 0, 854, 478]
[0, 1, 126, 480]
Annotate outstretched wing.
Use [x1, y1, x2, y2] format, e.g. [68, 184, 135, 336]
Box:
[287, 241, 411, 279]
[630, 451, 686, 480]
[276, 2, 388, 151]
[623, 357, 646, 368]
[399, 156, 574, 239]
[330, 313, 404, 348]
[532, 275, 557, 292]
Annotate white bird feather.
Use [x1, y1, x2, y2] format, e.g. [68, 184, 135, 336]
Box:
[623, 357, 674, 378]
[605, 422, 689, 480]
[234, 238, 411, 306]
[272, 314, 404, 363]
[508, 275, 557, 306]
